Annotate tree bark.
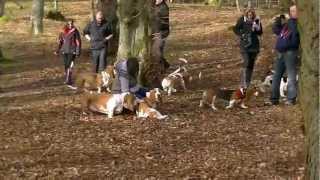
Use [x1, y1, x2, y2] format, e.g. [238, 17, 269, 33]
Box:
[297, 0, 320, 179]
[0, 47, 3, 60]
[31, 0, 44, 35]
[116, 0, 157, 86]
[0, 0, 5, 17]
[279, 0, 292, 11]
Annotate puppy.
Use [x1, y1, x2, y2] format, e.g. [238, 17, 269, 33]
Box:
[136, 101, 168, 120]
[199, 86, 260, 110]
[81, 92, 136, 118]
[75, 66, 114, 93]
[161, 58, 190, 96]
[162, 68, 186, 96]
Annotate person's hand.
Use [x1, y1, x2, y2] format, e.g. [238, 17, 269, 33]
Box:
[85, 34, 91, 41]
[252, 21, 261, 31]
[54, 51, 59, 56]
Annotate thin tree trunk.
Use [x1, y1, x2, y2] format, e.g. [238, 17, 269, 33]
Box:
[297, 0, 320, 179]
[217, 0, 223, 8]
[13, 0, 23, 9]
[248, 0, 252, 8]
[0, 47, 3, 60]
[0, 0, 5, 17]
[53, 0, 58, 12]
[31, 0, 44, 35]
[235, 0, 240, 12]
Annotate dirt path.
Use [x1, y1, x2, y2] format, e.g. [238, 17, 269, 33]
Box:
[0, 3, 304, 179]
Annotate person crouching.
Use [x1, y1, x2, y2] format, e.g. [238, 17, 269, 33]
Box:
[111, 57, 149, 99]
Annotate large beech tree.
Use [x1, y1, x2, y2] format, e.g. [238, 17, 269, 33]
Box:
[297, 0, 319, 179]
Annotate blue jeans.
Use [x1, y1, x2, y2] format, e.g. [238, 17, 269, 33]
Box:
[92, 48, 107, 73]
[271, 50, 298, 103]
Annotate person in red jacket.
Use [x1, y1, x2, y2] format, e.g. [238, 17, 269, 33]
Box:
[55, 19, 81, 87]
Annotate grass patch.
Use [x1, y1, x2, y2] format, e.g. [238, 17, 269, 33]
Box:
[0, 56, 19, 69]
[0, 15, 11, 23]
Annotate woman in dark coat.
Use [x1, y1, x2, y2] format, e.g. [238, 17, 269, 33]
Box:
[233, 8, 263, 88]
[55, 19, 81, 87]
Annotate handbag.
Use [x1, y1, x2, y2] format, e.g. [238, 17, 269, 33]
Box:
[240, 32, 252, 49]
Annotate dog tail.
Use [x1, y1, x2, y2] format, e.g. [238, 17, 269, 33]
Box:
[178, 58, 188, 64]
[168, 67, 181, 77]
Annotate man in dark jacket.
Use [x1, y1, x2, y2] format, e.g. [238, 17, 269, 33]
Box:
[84, 11, 113, 73]
[153, 0, 170, 71]
[269, 5, 300, 105]
[233, 8, 263, 88]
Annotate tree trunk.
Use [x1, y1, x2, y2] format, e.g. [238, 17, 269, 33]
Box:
[31, 0, 44, 35]
[13, 0, 23, 9]
[53, 0, 58, 12]
[0, 0, 5, 17]
[217, 0, 223, 8]
[116, 0, 156, 86]
[279, 0, 292, 11]
[0, 47, 3, 60]
[235, 0, 241, 12]
[297, 0, 320, 179]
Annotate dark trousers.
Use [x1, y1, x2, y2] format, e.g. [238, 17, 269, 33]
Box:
[271, 50, 298, 103]
[63, 53, 75, 84]
[159, 38, 170, 70]
[92, 48, 107, 73]
[240, 51, 258, 88]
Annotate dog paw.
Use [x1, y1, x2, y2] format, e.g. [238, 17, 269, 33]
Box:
[240, 104, 248, 109]
[211, 106, 218, 111]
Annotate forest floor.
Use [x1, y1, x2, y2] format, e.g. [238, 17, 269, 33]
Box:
[0, 1, 305, 179]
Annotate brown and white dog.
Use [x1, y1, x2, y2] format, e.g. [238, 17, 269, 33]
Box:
[75, 66, 114, 93]
[136, 101, 168, 120]
[199, 86, 260, 110]
[144, 88, 162, 108]
[161, 58, 189, 96]
[81, 92, 136, 118]
[135, 88, 167, 120]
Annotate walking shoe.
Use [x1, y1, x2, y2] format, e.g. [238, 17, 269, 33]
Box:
[264, 101, 279, 106]
[285, 101, 296, 106]
[67, 84, 77, 90]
